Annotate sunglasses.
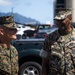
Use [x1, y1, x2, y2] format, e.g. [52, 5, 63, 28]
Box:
[5, 27, 17, 31]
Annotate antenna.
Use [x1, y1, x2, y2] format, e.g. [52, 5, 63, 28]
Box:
[11, 7, 15, 21]
[11, 7, 14, 15]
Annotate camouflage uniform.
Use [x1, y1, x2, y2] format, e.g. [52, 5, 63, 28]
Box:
[40, 10, 75, 75]
[0, 15, 19, 75]
[0, 45, 19, 75]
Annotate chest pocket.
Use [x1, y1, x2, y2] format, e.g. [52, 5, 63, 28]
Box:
[49, 50, 63, 74]
[69, 41, 75, 67]
[0, 50, 11, 74]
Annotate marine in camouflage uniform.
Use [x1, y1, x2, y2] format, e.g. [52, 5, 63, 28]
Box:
[0, 15, 19, 75]
[40, 10, 75, 75]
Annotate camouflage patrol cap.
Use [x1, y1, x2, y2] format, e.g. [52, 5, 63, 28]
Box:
[54, 10, 72, 20]
[0, 15, 18, 29]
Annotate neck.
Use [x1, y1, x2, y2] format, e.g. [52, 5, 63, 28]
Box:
[64, 25, 72, 33]
[2, 43, 10, 49]
[0, 37, 11, 48]
[59, 25, 72, 35]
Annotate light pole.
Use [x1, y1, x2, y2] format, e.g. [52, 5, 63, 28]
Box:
[11, 7, 14, 15]
[72, 0, 75, 26]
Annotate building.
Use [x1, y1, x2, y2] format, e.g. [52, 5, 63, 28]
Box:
[54, 0, 75, 26]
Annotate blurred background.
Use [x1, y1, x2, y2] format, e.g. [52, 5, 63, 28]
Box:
[0, 0, 75, 39]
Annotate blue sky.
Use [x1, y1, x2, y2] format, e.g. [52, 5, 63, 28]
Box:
[0, 0, 54, 24]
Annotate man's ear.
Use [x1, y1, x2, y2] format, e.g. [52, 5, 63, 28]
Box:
[0, 28, 4, 35]
[68, 15, 72, 20]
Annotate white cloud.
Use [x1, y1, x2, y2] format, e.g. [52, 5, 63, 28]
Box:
[0, 0, 12, 6]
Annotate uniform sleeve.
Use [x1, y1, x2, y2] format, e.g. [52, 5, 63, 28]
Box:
[39, 49, 48, 58]
[43, 34, 52, 52]
[42, 30, 58, 52]
[40, 35, 51, 58]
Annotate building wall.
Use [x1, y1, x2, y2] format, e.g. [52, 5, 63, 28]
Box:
[66, 0, 75, 26]
[66, 0, 72, 9]
[54, 0, 75, 26]
[53, 0, 66, 24]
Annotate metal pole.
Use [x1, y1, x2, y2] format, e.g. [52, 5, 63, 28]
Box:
[72, 0, 75, 27]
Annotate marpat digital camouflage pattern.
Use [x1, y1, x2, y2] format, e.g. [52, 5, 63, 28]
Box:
[43, 28, 75, 75]
[54, 10, 71, 20]
[0, 15, 18, 29]
[0, 44, 19, 75]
